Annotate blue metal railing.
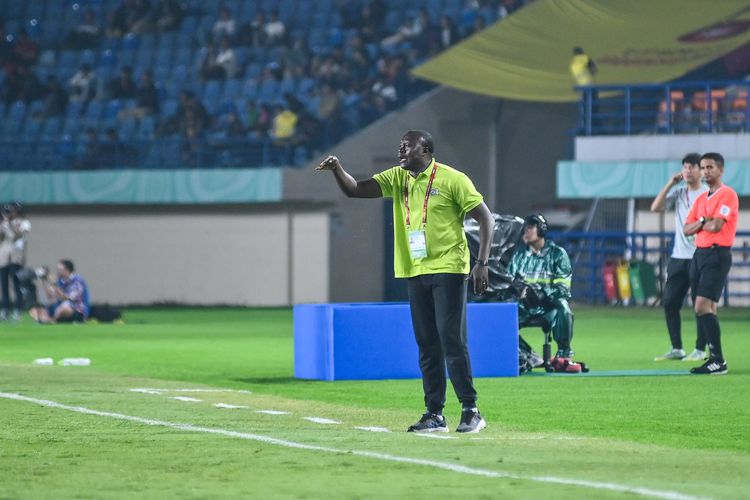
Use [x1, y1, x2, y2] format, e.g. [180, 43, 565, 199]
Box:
[576, 81, 750, 136]
[547, 231, 750, 305]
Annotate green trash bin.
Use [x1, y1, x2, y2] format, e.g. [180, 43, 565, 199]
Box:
[629, 261, 658, 305]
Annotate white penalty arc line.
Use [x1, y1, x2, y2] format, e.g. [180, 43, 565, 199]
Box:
[0, 392, 706, 500]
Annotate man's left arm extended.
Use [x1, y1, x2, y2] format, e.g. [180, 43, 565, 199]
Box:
[467, 202, 494, 295]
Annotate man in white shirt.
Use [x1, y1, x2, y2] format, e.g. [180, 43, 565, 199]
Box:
[650, 154, 708, 361]
[0, 202, 31, 322]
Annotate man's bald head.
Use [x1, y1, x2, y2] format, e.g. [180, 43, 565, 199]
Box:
[404, 130, 435, 155]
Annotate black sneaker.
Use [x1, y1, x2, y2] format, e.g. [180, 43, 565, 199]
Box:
[407, 412, 448, 433]
[455, 409, 486, 433]
[690, 358, 728, 375]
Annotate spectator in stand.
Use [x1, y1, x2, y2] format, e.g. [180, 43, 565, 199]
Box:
[118, 70, 159, 119]
[216, 37, 238, 78]
[497, 0, 520, 20]
[108, 0, 153, 37]
[76, 128, 100, 169]
[200, 40, 236, 80]
[64, 8, 102, 49]
[222, 111, 246, 138]
[249, 102, 272, 138]
[239, 11, 266, 47]
[39, 76, 68, 118]
[108, 66, 137, 100]
[340, 0, 362, 30]
[152, 0, 183, 32]
[369, 0, 387, 30]
[269, 105, 298, 144]
[68, 64, 97, 105]
[13, 30, 39, 68]
[466, 15, 486, 37]
[436, 15, 459, 51]
[359, 4, 381, 43]
[381, 12, 428, 50]
[212, 7, 236, 42]
[317, 83, 341, 122]
[264, 10, 286, 46]
[99, 128, 123, 166]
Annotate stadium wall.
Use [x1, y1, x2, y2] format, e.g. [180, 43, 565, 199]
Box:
[25, 205, 329, 306]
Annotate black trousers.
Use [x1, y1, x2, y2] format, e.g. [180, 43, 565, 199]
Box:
[1, 263, 23, 313]
[663, 257, 706, 351]
[407, 273, 477, 414]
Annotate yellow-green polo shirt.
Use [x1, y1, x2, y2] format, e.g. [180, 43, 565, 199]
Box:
[373, 159, 483, 278]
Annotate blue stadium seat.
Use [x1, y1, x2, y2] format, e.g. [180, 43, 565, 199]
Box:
[119, 118, 138, 139]
[65, 101, 83, 117]
[222, 78, 243, 101]
[118, 49, 137, 67]
[21, 119, 42, 141]
[58, 50, 78, 71]
[174, 47, 193, 66]
[203, 80, 223, 101]
[79, 49, 98, 67]
[122, 32, 140, 50]
[244, 62, 262, 81]
[84, 100, 103, 120]
[140, 33, 157, 50]
[104, 100, 123, 119]
[40, 118, 62, 139]
[279, 77, 296, 96]
[160, 32, 178, 51]
[8, 101, 27, 121]
[180, 16, 200, 35]
[63, 115, 82, 137]
[161, 99, 179, 117]
[242, 79, 259, 101]
[100, 49, 118, 68]
[136, 116, 156, 139]
[136, 47, 154, 68]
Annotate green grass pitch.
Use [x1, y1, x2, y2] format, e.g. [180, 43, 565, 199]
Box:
[1, 306, 749, 499]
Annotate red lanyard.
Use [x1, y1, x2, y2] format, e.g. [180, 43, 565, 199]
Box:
[404, 162, 438, 228]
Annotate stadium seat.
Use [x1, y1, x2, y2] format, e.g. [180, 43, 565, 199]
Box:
[8, 101, 27, 122]
[84, 100, 104, 121]
[21, 119, 43, 141]
[40, 117, 62, 140]
[222, 78, 243, 101]
[136, 116, 157, 139]
[119, 118, 138, 140]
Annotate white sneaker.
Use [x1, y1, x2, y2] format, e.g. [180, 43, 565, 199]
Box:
[682, 349, 707, 361]
[654, 348, 686, 361]
[11, 310, 20, 322]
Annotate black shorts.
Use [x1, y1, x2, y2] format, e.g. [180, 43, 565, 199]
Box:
[691, 246, 732, 303]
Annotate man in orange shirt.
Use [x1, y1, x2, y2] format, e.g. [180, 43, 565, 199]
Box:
[684, 152, 738, 375]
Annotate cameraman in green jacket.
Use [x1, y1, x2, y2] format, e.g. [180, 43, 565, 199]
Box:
[508, 214, 575, 361]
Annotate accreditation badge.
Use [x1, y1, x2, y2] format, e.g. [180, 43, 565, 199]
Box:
[409, 230, 428, 259]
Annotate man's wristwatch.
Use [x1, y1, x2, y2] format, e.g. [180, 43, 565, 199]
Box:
[699, 216, 706, 226]
[476, 260, 489, 267]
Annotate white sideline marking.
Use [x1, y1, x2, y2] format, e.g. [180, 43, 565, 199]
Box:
[355, 426, 391, 433]
[170, 396, 202, 402]
[214, 403, 248, 409]
[303, 417, 342, 425]
[0, 392, 706, 500]
[130, 388, 251, 394]
[415, 433, 455, 440]
[255, 410, 291, 415]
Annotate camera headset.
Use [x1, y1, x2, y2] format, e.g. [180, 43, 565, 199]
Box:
[523, 214, 548, 237]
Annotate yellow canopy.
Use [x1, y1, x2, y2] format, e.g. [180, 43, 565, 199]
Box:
[412, 0, 750, 102]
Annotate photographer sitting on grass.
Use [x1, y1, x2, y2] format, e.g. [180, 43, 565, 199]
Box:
[29, 259, 90, 324]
